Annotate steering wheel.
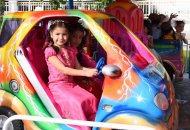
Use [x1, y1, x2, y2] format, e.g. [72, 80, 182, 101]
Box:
[96, 57, 106, 76]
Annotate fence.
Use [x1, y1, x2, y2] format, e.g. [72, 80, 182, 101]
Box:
[4, 1, 102, 14]
[135, 0, 190, 18]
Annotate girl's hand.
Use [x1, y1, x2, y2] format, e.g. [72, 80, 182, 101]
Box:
[85, 68, 98, 77]
[180, 35, 185, 40]
[180, 33, 186, 39]
[170, 13, 178, 19]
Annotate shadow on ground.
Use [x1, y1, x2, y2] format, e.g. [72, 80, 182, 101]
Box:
[173, 79, 190, 130]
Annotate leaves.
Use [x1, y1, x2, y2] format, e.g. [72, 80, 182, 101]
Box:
[96, 0, 115, 9]
[0, 0, 5, 15]
[48, 0, 66, 10]
[0, 0, 5, 27]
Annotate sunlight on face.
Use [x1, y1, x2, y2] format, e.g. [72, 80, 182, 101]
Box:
[50, 27, 69, 48]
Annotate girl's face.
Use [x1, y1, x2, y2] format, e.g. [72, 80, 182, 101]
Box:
[50, 27, 69, 48]
[70, 30, 84, 48]
[175, 23, 185, 33]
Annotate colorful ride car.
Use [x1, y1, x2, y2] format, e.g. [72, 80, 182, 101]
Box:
[0, 10, 178, 130]
[154, 39, 184, 80]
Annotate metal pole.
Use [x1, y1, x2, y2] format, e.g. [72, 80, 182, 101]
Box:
[189, 44, 190, 78]
[3, 115, 155, 130]
[148, 0, 151, 15]
[68, 0, 73, 9]
[8, 0, 18, 12]
[28, 0, 31, 11]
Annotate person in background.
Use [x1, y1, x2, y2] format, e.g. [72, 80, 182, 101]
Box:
[159, 13, 178, 39]
[175, 20, 188, 44]
[160, 20, 186, 80]
[144, 19, 162, 62]
[149, 13, 178, 39]
[160, 21, 176, 40]
[175, 20, 188, 78]
[148, 13, 161, 39]
[44, 20, 98, 130]
[159, 13, 178, 26]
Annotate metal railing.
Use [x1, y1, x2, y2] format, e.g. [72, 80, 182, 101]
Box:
[4, 1, 102, 14]
[2, 115, 155, 130]
[184, 43, 190, 74]
[4, 1, 190, 17]
[135, 0, 190, 18]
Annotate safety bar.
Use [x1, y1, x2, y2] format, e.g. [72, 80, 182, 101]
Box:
[184, 43, 190, 78]
[3, 115, 155, 130]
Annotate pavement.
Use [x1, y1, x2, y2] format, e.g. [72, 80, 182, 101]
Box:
[173, 76, 190, 130]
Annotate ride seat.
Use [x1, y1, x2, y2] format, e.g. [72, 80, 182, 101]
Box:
[24, 26, 49, 83]
[22, 26, 62, 117]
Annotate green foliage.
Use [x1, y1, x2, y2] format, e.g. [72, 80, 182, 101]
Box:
[97, 0, 116, 9]
[0, 17, 2, 28]
[0, 0, 5, 15]
[48, 0, 66, 10]
[0, 0, 5, 27]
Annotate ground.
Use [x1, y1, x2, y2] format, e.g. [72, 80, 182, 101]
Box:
[174, 78, 190, 130]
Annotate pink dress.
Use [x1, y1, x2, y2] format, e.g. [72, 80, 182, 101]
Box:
[44, 46, 97, 130]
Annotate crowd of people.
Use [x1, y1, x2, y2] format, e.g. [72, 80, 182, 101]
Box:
[141, 13, 189, 81]
[143, 13, 188, 62]
[145, 13, 188, 43]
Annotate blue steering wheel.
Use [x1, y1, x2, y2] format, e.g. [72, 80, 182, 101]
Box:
[96, 57, 106, 76]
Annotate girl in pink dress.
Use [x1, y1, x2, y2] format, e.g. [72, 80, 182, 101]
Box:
[69, 23, 103, 100]
[44, 20, 98, 130]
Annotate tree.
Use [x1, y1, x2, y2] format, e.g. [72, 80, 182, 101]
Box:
[0, 0, 5, 15]
[97, 0, 116, 9]
[0, 0, 5, 27]
[48, 0, 66, 10]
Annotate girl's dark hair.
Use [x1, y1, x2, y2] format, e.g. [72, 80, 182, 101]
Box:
[161, 21, 176, 40]
[175, 20, 185, 27]
[47, 20, 70, 53]
[148, 13, 160, 26]
[144, 19, 153, 35]
[70, 23, 89, 62]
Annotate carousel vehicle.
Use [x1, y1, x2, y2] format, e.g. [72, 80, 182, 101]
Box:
[154, 39, 184, 81]
[0, 10, 178, 130]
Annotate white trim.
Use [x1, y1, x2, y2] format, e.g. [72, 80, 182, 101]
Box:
[15, 47, 61, 118]
[3, 115, 155, 130]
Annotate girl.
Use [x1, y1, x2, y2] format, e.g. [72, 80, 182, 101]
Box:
[175, 20, 188, 44]
[69, 23, 103, 100]
[44, 20, 97, 130]
[70, 23, 96, 67]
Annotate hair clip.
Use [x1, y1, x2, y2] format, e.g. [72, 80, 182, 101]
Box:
[51, 20, 65, 25]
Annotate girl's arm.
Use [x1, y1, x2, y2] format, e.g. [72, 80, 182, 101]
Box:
[75, 57, 87, 70]
[48, 56, 97, 77]
[181, 35, 188, 44]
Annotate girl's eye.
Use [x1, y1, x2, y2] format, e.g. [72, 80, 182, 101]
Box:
[62, 34, 66, 36]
